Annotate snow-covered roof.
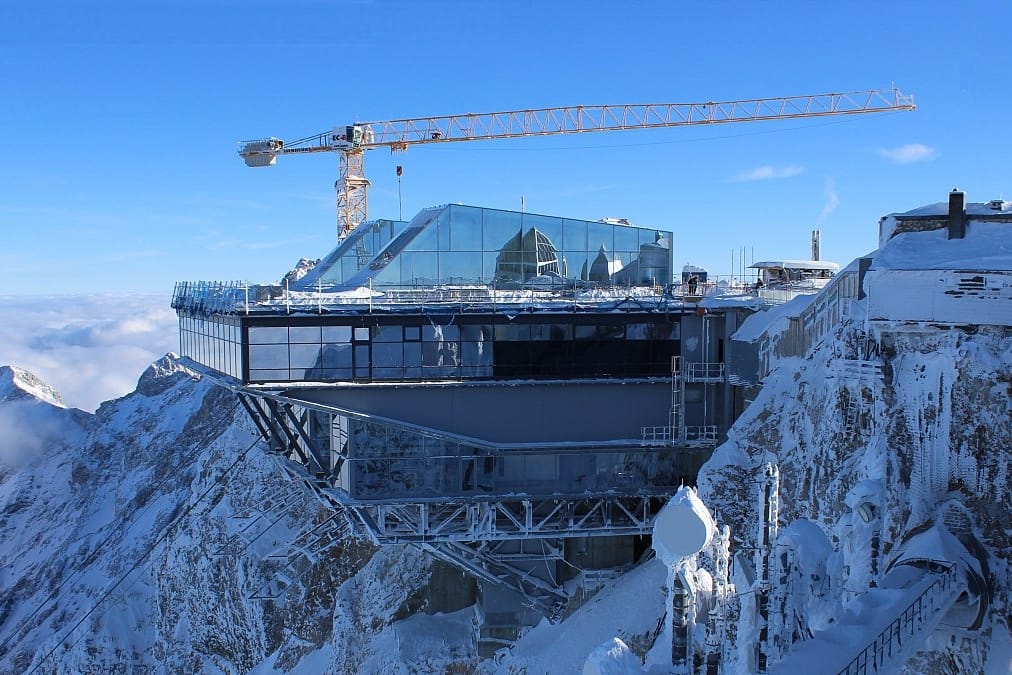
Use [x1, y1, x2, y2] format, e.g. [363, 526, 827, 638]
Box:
[749, 259, 840, 271]
[894, 199, 1012, 218]
[871, 221, 1012, 272]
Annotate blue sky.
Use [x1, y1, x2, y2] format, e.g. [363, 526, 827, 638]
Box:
[3, 0, 1010, 295]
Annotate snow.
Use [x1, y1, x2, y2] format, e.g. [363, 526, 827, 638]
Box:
[873, 220, 1012, 271]
[0, 365, 65, 407]
[729, 292, 814, 342]
[3, 197, 1012, 673]
[500, 559, 668, 674]
[652, 486, 715, 564]
[583, 638, 644, 675]
[893, 199, 1012, 218]
[750, 260, 840, 271]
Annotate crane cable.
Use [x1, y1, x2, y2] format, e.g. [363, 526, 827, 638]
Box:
[26, 432, 263, 674]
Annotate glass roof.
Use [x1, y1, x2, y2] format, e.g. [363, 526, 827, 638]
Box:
[296, 204, 672, 290]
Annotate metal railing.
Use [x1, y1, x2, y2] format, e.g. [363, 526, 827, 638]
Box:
[172, 280, 264, 314]
[683, 425, 719, 446]
[640, 426, 672, 443]
[750, 268, 861, 382]
[838, 563, 959, 675]
[171, 279, 677, 315]
[684, 362, 725, 382]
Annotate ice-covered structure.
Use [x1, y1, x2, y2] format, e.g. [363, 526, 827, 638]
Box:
[703, 191, 1012, 673]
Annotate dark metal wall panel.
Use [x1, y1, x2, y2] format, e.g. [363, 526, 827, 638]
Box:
[286, 380, 671, 444]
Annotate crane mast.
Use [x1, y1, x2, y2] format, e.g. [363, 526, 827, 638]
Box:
[238, 87, 915, 239]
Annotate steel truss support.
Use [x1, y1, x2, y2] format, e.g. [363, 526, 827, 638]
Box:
[354, 494, 666, 543]
[238, 391, 331, 482]
[235, 387, 676, 622]
[420, 540, 569, 621]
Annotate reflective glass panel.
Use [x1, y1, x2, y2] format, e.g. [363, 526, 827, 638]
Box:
[409, 224, 439, 251]
[436, 210, 451, 251]
[354, 345, 370, 374]
[249, 344, 289, 370]
[289, 344, 322, 368]
[398, 251, 439, 285]
[523, 213, 564, 253]
[494, 323, 530, 341]
[440, 251, 480, 284]
[289, 326, 322, 344]
[588, 221, 614, 254]
[422, 324, 459, 342]
[323, 344, 353, 368]
[483, 209, 522, 251]
[373, 325, 403, 342]
[448, 205, 482, 250]
[323, 325, 352, 342]
[403, 341, 422, 367]
[249, 369, 287, 382]
[614, 225, 640, 252]
[372, 342, 403, 367]
[249, 326, 289, 345]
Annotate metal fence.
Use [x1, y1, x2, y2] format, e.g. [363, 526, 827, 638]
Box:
[838, 563, 959, 675]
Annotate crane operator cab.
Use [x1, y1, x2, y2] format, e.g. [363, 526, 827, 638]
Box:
[331, 125, 365, 150]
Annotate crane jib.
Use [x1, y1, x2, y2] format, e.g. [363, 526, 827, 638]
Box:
[236, 87, 915, 239]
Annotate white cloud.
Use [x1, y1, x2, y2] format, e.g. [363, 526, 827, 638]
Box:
[817, 177, 839, 224]
[0, 294, 178, 412]
[877, 143, 937, 164]
[730, 165, 805, 182]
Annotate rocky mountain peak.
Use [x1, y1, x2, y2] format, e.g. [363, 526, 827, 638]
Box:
[0, 365, 65, 408]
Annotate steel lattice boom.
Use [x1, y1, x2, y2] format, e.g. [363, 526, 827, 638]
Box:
[238, 87, 915, 238]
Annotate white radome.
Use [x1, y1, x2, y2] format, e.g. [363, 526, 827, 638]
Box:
[652, 486, 716, 564]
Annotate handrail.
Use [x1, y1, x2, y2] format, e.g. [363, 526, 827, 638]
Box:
[171, 279, 678, 315]
[837, 564, 960, 675]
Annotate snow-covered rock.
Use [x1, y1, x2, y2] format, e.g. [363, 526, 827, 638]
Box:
[0, 364, 66, 407]
[0, 358, 478, 673]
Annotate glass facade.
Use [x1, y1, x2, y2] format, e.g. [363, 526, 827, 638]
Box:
[292, 218, 407, 290]
[175, 205, 676, 383]
[178, 312, 243, 380]
[328, 204, 670, 290]
[338, 414, 687, 500]
[239, 314, 679, 383]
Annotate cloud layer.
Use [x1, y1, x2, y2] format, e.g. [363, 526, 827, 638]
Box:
[730, 165, 805, 182]
[0, 294, 178, 412]
[877, 143, 937, 164]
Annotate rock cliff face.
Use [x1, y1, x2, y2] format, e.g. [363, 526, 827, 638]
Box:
[698, 319, 1011, 673]
[0, 357, 476, 674]
[2, 320, 1008, 673]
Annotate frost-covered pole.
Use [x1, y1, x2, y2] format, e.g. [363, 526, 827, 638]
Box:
[769, 540, 793, 662]
[756, 463, 780, 673]
[705, 524, 732, 674]
[671, 568, 692, 669]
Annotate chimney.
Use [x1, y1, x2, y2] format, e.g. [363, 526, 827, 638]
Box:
[811, 230, 821, 261]
[948, 189, 966, 239]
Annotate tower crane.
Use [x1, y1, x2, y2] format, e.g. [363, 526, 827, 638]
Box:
[238, 88, 914, 239]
